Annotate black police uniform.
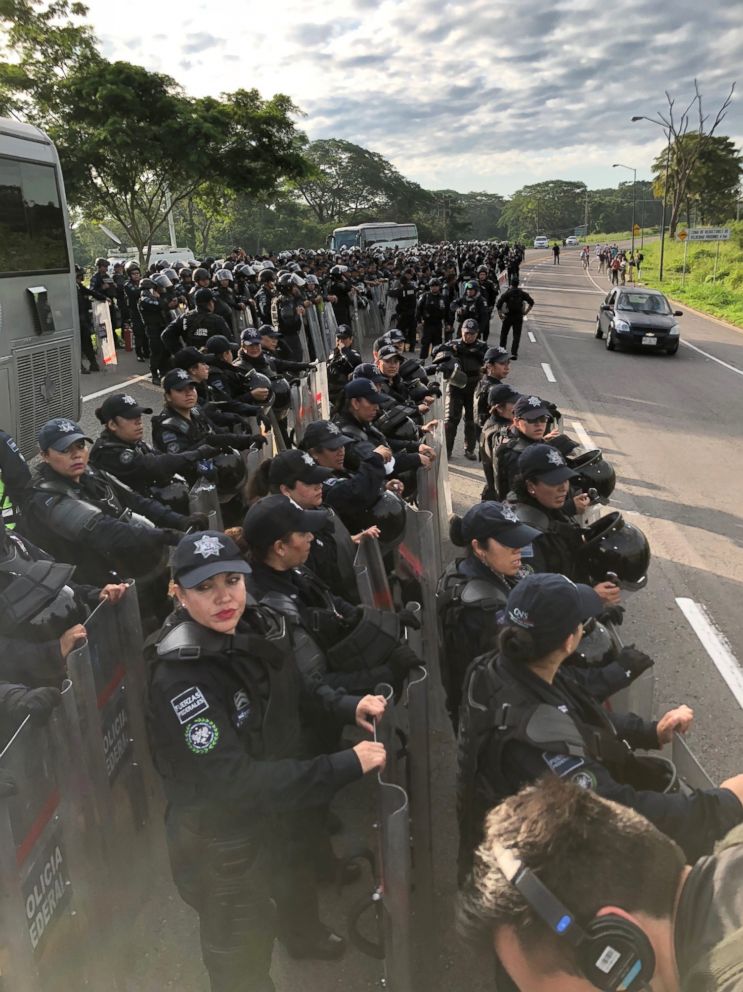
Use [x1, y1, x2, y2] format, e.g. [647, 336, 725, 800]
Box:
[151, 405, 258, 456]
[161, 308, 233, 354]
[449, 290, 488, 334]
[479, 413, 513, 501]
[436, 338, 487, 458]
[89, 429, 215, 502]
[416, 290, 448, 359]
[305, 510, 360, 604]
[389, 278, 417, 348]
[511, 494, 587, 580]
[138, 291, 171, 380]
[123, 279, 148, 360]
[475, 373, 507, 426]
[436, 555, 516, 728]
[249, 563, 419, 697]
[494, 429, 535, 500]
[333, 410, 423, 475]
[327, 345, 363, 405]
[496, 285, 534, 358]
[21, 463, 184, 586]
[320, 451, 387, 531]
[457, 652, 743, 878]
[270, 294, 304, 363]
[146, 606, 364, 992]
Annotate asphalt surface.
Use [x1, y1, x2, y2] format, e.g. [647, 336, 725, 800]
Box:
[74, 258, 743, 988]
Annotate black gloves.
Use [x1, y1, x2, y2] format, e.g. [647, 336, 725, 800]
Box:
[182, 513, 210, 532]
[158, 528, 185, 547]
[193, 444, 221, 460]
[387, 643, 424, 679]
[4, 685, 63, 724]
[617, 645, 655, 679]
[398, 608, 421, 631]
[598, 605, 625, 627]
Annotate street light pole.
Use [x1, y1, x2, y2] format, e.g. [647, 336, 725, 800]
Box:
[612, 163, 637, 253]
[631, 115, 672, 281]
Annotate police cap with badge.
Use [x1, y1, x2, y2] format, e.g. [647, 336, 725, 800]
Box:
[513, 395, 552, 421]
[518, 444, 578, 484]
[484, 346, 511, 365]
[268, 450, 333, 488]
[459, 501, 541, 549]
[95, 393, 153, 424]
[242, 494, 328, 552]
[38, 418, 93, 452]
[300, 420, 354, 451]
[488, 384, 521, 408]
[163, 368, 198, 392]
[171, 530, 252, 588]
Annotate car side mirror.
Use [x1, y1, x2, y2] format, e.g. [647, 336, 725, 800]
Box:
[673, 310, 683, 317]
[600, 304, 612, 311]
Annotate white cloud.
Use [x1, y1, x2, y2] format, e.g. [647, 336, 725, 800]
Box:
[85, 0, 743, 194]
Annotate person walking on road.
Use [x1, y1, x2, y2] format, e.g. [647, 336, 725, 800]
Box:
[496, 277, 534, 361]
[552, 243, 560, 265]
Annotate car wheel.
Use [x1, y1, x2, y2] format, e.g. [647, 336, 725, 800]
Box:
[595, 320, 603, 339]
[605, 328, 616, 351]
[666, 342, 679, 355]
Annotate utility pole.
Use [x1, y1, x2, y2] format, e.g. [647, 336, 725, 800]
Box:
[613, 163, 637, 252]
[632, 115, 672, 281]
[584, 188, 589, 233]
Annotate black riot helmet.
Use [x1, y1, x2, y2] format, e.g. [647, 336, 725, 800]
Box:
[0, 535, 84, 640]
[578, 511, 650, 590]
[567, 448, 616, 502]
[152, 273, 173, 291]
[571, 617, 616, 668]
[148, 479, 190, 515]
[356, 491, 407, 551]
[210, 451, 247, 500]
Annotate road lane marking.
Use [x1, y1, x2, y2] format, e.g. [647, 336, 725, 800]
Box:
[676, 598, 743, 711]
[83, 373, 152, 402]
[522, 285, 602, 294]
[541, 362, 556, 383]
[570, 420, 593, 450]
[680, 340, 743, 377]
[528, 331, 536, 343]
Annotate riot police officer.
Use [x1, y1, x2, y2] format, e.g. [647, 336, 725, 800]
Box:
[475, 346, 512, 427]
[327, 326, 362, 406]
[21, 418, 188, 588]
[456, 572, 743, 878]
[436, 502, 540, 729]
[161, 288, 234, 354]
[0, 429, 30, 529]
[416, 278, 448, 359]
[89, 393, 218, 509]
[450, 281, 488, 336]
[480, 384, 521, 501]
[436, 319, 487, 461]
[122, 262, 148, 362]
[271, 273, 306, 362]
[139, 276, 174, 385]
[146, 530, 388, 990]
[495, 394, 563, 499]
[496, 276, 534, 360]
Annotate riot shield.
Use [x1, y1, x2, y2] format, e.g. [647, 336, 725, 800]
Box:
[670, 733, 714, 789]
[188, 476, 224, 530]
[373, 684, 413, 992]
[395, 504, 441, 684]
[0, 681, 109, 991]
[305, 307, 329, 363]
[415, 442, 443, 579]
[65, 588, 155, 931]
[354, 534, 394, 611]
[311, 361, 331, 420]
[91, 299, 117, 368]
[605, 622, 656, 722]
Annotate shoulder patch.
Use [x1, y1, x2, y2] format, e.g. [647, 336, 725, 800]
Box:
[170, 686, 209, 724]
[185, 718, 219, 754]
[570, 769, 598, 790]
[542, 752, 585, 778]
[119, 449, 135, 465]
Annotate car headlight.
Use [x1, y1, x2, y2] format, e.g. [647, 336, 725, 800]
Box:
[668, 324, 679, 336]
[614, 319, 630, 333]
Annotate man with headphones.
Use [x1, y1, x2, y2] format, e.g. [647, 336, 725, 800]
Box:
[459, 777, 743, 992]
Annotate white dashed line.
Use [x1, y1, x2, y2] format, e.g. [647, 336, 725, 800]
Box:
[528, 331, 536, 344]
[680, 340, 743, 378]
[82, 373, 152, 402]
[541, 362, 556, 383]
[570, 420, 593, 450]
[676, 598, 743, 710]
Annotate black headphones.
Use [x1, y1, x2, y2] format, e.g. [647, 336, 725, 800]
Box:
[493, 842, 655, 991]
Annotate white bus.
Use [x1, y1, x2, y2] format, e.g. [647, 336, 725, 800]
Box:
[0, 118, 80, 456]
[329, 222, 418, 252]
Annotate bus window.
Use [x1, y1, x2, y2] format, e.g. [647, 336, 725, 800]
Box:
[0, 158, 69, 275]
[331, 229, 359, 251]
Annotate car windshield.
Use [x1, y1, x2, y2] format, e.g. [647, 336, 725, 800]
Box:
[616, 293, 671, 315]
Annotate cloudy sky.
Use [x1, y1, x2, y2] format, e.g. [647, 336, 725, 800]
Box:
[87, 0, 743, 196]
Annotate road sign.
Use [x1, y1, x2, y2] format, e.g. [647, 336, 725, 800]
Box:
[688, 227, 730, 241]
[677, 230, 688, 241]
[633, 224, 640, 235]
[574, 224, 587, 237]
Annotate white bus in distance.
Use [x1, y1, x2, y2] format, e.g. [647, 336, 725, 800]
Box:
[329, 222, 418, 252]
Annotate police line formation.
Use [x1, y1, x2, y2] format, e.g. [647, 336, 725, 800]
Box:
[1, 238, 742, 992]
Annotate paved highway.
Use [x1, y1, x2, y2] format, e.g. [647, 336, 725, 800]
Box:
[449, 246, 743, 785]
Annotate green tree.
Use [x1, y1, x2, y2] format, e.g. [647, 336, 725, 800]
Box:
[652, 134, 742, 227]
[500, 180, 588, 240]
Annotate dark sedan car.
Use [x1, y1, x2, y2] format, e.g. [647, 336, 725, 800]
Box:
[595, 288, 683, 355]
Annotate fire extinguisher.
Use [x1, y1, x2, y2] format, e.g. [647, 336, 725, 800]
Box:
[123, 323, 133, 352]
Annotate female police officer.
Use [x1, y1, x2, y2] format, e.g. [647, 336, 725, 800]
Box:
[436, 501, 540, 729]
[457, 572, 743, 881]
[146, 530, 386, 991]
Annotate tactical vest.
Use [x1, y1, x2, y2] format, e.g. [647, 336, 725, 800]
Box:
[495, 433, 530, 500]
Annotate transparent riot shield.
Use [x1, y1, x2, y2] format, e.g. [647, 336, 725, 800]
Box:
[321, 301, 339, 349]
[395, 504, 441, 684]
[605, 622, 656, 722]
[384, 293, 397, 331]
[65, 588, 155, 933]
[670, 733, 714, 789]
[353, 535, 393, 611]
[373, 684, 413, 992]
[310, 361, 331, 420]
[188, 475, 224, 530]
[415, 444, 443, 580]
[0, 681, 108, 991]
[305, 307, 329, 363]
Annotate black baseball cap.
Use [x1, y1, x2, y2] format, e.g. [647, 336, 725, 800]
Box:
[484, 347, 511, 364]
[353, 363, 386, 384]
[461, 319, 479, 333]
[459, 501, 541, 549]
[513, 395, 552, 420]
[163, 368, 198, 391]
[205, 335, 235, 355]
[336, 324, 353, 339]
[242, 494, 328, 550]
[38, 418, 92, 452]
[301, 420, 354, 451]
[505, 573, 603, 655]
[241, 328, 262, 345]
[378, 345, 403, 361]
[488, 384, 520, 407]
[95, 393, 153, 423]
[518, 444, 578, 485]
[382, 329, 405, 343]
[194, 287, 214, 306]
[258, 324, 281, 339]
[268, 449, 333, 487]
[344, 379, 381, 403]
[171, 530, 251, 588]
[173, 347, 209, 370]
